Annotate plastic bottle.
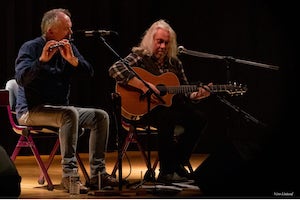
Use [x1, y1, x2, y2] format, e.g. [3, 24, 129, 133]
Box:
[69, 168, 80, 196]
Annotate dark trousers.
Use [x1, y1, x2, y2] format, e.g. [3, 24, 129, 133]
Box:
[141, 98, 207, 174]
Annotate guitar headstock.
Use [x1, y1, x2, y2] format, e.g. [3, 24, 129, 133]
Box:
[225, 82, 248, 96]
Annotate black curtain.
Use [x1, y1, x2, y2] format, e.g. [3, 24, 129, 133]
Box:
[1, 1, 298, 195]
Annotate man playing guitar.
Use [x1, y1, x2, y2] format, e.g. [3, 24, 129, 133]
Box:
[109, 19, 212, 183]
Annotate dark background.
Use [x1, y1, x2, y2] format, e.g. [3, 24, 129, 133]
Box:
[1, 0, 298, 195]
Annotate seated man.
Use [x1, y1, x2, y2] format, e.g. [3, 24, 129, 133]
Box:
[109, 19, 211, 183]
[14, 8, 118, 193]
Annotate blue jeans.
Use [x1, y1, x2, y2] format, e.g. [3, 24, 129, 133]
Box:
[18, 105, 109, 179]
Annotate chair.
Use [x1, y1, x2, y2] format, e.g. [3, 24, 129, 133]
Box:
[111, 118, 159, 181]
[110, 92, 193, 182]
[1, 79, 89, 190]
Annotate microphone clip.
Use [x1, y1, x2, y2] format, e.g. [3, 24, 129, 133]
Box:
[139, 89, 152, 100]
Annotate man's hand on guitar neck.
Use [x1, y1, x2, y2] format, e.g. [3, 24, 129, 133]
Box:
[190, 82, 213, 100]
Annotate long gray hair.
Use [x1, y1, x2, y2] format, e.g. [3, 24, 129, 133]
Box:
[132, 19, 179, 63]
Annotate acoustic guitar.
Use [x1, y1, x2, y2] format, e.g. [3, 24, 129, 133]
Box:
[116, 67, 247, 120]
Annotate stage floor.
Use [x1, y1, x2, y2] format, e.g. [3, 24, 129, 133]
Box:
[14, 151, 208, 199]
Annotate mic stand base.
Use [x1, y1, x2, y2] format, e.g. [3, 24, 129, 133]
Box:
[88, 189, 121, 196]
[89, 188, 147, 197]
[125, 168, 156, 189]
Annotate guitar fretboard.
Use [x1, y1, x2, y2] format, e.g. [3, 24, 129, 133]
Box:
[158, 84, 246, 95]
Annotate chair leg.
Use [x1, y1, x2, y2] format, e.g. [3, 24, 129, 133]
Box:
[152, 157, 194, 174]
[185, 161, 194, 173]
[37, 138, 60, 185]
[134, 134, 152, 173]
[151, 156, 159, 172]
[26, 135, 55, 190]
[135, 138, 155, 181]
[37, 138, 90, 186]
[10, 135, 25, 161]
[111, 131, 134, 177]
[76, 153, 90, 185]
[128, 125, 153, 174]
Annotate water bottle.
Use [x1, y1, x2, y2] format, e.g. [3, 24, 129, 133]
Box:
[69, 168, 80, 196]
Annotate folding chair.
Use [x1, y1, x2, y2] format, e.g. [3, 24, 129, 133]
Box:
[2, 80, 89, 191]
[110, 93, 193, 182]
[111, 120, 194, 180]
[111, 118, 158, 181]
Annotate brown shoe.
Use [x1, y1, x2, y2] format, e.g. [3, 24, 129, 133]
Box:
[89, 173, 119, 190]
[61, 177, 89, 194]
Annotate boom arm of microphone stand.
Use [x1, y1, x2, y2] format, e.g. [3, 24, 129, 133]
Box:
[181, 48, 224, 60]
[233, 58, 279, 71]
[180, 47, 279, 71]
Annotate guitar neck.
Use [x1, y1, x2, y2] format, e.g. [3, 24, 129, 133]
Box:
[163, 84, 241, 94]
[165, 85, 198, 94]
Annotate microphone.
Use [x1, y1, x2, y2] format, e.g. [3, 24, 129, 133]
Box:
[76, 30, 118, 37]
[178, 46, 185, 54]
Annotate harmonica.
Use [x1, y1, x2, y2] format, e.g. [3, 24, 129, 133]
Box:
[48, 39, 74, 51]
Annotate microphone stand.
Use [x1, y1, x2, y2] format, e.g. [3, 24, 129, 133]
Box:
[110, 92, 122, 191]
[216, 95, 266, 127]
[178, 46, 271, 128]
[97, 36, 164, 191]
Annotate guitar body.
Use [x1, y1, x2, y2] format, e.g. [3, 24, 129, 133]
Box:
[116, 67, 247, 120]
[116, 67, 180, 120]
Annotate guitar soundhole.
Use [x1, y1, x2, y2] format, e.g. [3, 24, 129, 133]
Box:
[156, 84, 167, 96]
